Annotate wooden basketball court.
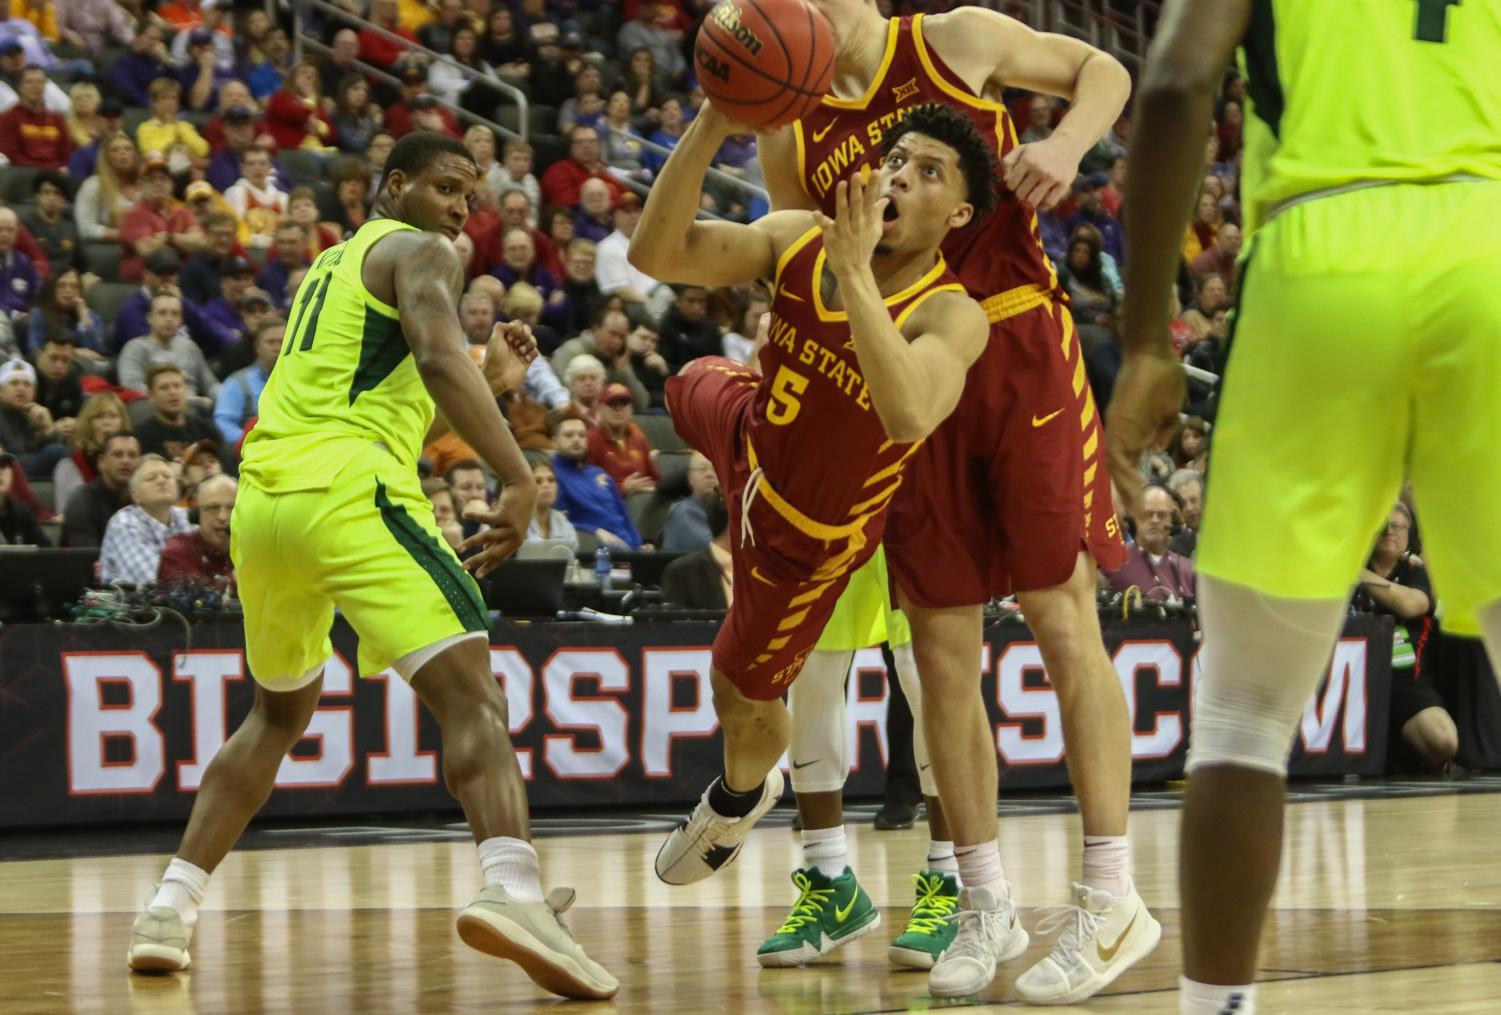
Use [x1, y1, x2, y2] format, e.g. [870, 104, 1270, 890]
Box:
[4, 788, 1501, 1013]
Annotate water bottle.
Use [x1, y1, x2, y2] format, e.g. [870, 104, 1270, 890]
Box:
[594, 543, 612, 592]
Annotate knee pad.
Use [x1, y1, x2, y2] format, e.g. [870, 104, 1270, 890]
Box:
[787, 650, 852, 793]
[1187, 575, 1350, 778]
[891, 641, 937, 797]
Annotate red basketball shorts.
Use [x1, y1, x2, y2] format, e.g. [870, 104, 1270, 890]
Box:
[885, 293, 1126, 608]
[666, 358, 875, 700]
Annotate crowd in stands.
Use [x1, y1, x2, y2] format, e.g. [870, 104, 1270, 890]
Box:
[0, 0, 1491, 774]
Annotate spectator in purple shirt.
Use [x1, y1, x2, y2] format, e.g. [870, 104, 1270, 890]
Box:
[490, 227, 571, 333]
[205, 107, 291, 195]
[1105, 485, 1197, 603]
[255, 222, 309, 311]
[0, 208, 40, 322]
[109, 24, 172, 109]
[572, 178, 614, 243]
[68, 98, 126, 180]
[112, 249, 236, 356]
[1065, 171, 1126, 265]
[199, 255, 257, 349]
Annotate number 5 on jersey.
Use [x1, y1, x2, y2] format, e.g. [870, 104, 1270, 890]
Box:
[283, 274, 334, 357]
[767, 365, 808, 425]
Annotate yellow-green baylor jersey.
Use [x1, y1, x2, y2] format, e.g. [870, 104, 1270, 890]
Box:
[1238, 0, 1501, 234]
[241, 218, 433, 492]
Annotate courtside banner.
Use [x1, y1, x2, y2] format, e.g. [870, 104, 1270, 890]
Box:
[0, 617, 1390, 827]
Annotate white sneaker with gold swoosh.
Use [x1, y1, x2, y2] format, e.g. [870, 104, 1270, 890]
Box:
[1012, 881, 1162, 1005]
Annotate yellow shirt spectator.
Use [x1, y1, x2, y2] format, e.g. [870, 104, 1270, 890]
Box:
[137, 117, 211, 160]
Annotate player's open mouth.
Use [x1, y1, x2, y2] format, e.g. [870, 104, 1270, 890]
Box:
[882, 196, 899, 231]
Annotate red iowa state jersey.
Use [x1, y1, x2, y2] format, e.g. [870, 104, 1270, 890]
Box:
[746, 224, 965, 545]
[793, 15, 1059, 309]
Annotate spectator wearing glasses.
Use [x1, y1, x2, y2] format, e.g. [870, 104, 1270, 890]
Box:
[1105, 485, 1197, 603]
[158, 473, 237, 587]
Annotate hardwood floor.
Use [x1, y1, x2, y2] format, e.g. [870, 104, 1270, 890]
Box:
[4, 793, 1500, 1013]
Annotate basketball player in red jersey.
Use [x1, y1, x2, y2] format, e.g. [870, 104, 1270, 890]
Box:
[758, 2, 1159, 1003]
[629, 101, 994, 894]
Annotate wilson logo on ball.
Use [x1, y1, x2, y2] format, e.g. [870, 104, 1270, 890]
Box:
[711, 2, 764, 56]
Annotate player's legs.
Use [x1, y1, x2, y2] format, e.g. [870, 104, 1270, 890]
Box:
[1402, 706, 1459, 770]
[1178, 187, 1419, 1014]
[714, 667, 792, 792]
[130, 480, 337, 974]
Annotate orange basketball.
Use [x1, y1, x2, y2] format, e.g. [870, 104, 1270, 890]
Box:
[694, 0, 835, 129]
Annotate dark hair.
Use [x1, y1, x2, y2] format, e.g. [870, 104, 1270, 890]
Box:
[380, 131, 477, 192]
[1066, 229, 1107, 292]
[32, 169, 69, 197]
[880, 103, 1000, 219]
[551, 411, 587, 436]
[445, 457, 486, 483]
[37, 267, 81, 339]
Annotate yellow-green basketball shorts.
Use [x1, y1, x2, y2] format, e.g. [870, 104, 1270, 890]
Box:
[232, 442, 491, 688]
[814, 546, 913, 652]
[1198, 181, 1501, 635]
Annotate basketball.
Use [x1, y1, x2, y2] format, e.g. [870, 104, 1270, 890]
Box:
[694, 0, 835, 129]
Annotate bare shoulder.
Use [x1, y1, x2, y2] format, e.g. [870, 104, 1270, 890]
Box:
[362, 229, 463, 306]
[921, 5, 1023, 60]
[755, 209, 820, 256]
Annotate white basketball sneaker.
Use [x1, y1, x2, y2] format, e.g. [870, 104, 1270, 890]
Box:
[126, 906, 192, 972]
[655, 769, 784, 885]
[1013, 881, 1162, 1005]
[457, 885, 619, 1000]
[927, 885, 1030, 998]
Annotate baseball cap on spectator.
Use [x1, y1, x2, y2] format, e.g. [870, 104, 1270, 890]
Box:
[601, 383, 633, 407]
[615, 192, 641, 211]
[1, 359, 37, 388]
[189, 29, 215, 47]
[224, 105, 257, 125]
[239, 290, 274, 312]
[180, 440, 221, 467]
[223, 255, 255, 277]
[1074, 171, 1110, 191]
[100, 98, 124, 120]
[561, 31, 585, 50]
[400, 63, 426, 85]
[185, 180, 216, 202]
[145, 249, 182, 275]
[141, 157, 171, 177]
[0, 39, 22, 56]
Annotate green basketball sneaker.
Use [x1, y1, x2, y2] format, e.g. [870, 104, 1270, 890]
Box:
[756, 866, 881, 967]
[888, 870, 961, 970]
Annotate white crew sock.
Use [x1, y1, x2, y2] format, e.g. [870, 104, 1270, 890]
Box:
[1081, 834, 1132, 897]
[954, 839, 1008, 901]
[149, 857, 210, 927]
[1180, 976, 1256, 1014]
[478, 836, 543, 902]
[801, 824, 848, 876]
[927, 839, 959, 878]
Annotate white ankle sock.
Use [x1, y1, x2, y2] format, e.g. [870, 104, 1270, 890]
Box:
[801, 825, 848, 876]
[1081, 834, 1132, 897]
[954, 839, 1008, 900]
[927, 839, 959, 878]
[1180, 977, 1256, 1014]
[149, 858, 209, 927]
[478, 836, 543, 902]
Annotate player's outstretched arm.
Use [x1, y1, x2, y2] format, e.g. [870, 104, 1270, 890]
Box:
[818, 175, 987, 443]
[394, 233, 537, 576]
[629, 103, 809, 287]
[1107, 0, 1248, 517]
[927, 7, 1130, 209]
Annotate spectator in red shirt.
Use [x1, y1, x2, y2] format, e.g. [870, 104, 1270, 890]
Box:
[265, 63, 337, 151]
[540, 124, 625, 208]
[586, 383, 659, 496]
[383, 62, 462, 139]
[0, 66, 71, 169]
[499, 186, 565, 278]
[158, 472, 236, 587]
[359, 0, 420, 71]
[119, 158, 207, 283]
[1190, 222, 1241, 292]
